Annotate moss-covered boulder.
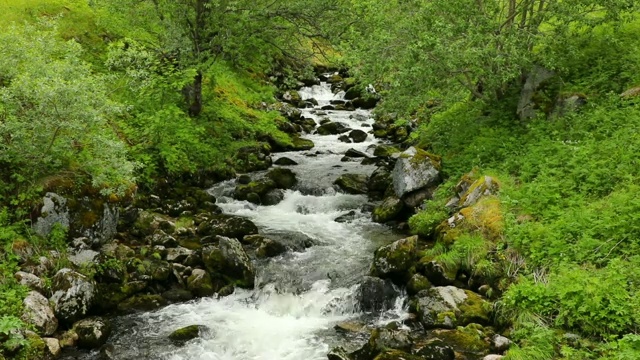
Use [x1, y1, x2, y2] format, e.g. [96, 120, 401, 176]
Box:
[334, 174, 369, 195]
[372, 197, 404, 223]
[429, 324, 491, 358]
[169, 325, 208, 346]
[327, 347, 352, 360]
[351, 328, 413, 360]
[266, 168, 297, 189]
[373, 145, 401, 158]
[233, 179, 277, 203]
[458, 175, 499, 208]
[72, 317, 111, 349]
[232, 144, 272, 173]
[132, 211, 175, 237]
[196, 214, 258, 239]
[282, 90, 302, 106]
[352, 95, 380, 109]
[418, 258, 458, 286]
[391, 147, 441, 198]
[410, 287, 490, 330]
[202, 236, 255, 288]
[373, 350, 423, 360]
[349, 129, 368, 143]
[370, 236, 418, 284]
[186, 269, 215, 297]
[290, 137, 315, 151]
[407, 273, 431, 296]
[117, 294, 167, 313]
[411, 338, 455, 360]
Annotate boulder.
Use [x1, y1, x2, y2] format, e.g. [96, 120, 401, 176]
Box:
[15, 271, 45, 293]
[420, 259, 458, 286]
[412, 338, 455, 360]
[372, 197, 404, 223]
[429, 324, 491, 358]
[335, 211, 357, 223]
[352, 96, 379, 109]
[256, 238, 287, 258]
[202, 236, 255, 288]
[407, 273, 431, 296]
[166, 247, 194, 263]
[367, 168, 392, 193]
[334, 174, 369, 195]
[392, 147, 441, 198]
[43, 337, 61, 358]
[22, 291, 58, 336]
[458, 175, 498, 208]
[50, 269, 96, 324]
[282, 90, 302, 106]
[234, 179, 277, 203]
[73, 317, 111, 349]
[132, 211, 175, 237]
[491, 335, 512, 353]
[356, 276, 399, 312]
[117, 294, 167, 313]
[317, 122, 351, 135]
[373, 145, 400, 158]
[338, 135, 352, 143]
[410, 286, 490, 329]
[187, 269, 215, 297]
[266, 168, 298, 189]
[32, 192, 70, 239]
[197, 214, 258, 239]
[169, 325, 208, 346]
[344, 148, 369, 158]
[232, 145, 272, 173]
[274, 157, 298, 166]
[263, 189, 285, 206]
[370, 236, 418, 283]
[373, 350, 423, 360]
[328, 347, 351, 360]
[349, 129, 368, 143]
[352, 328, 413, 360]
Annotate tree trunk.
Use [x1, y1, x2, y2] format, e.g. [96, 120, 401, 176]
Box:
[184, 71, 203, 117]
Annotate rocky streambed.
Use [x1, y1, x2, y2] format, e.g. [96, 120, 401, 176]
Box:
[16, 75, 511, 360]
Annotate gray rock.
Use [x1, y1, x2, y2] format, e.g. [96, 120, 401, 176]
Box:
[50, 269, 96, 324]
[73, 317, 111, 349]
[263, 189, 285, 206]
[43, 337, 61, 358]
[392, 147, 440, 198]
[187, 269, 215, 297]
[411, 286, 490, 329]
[202, 236, 255, 288]
[371, 236, 418, 283]
[492, 335, 512, 352]
[274, 157, 298, 166]
[372, 197, 404, 223]
[166, 247, 193, 263]
[15, 271, 45, 293]
[356, 276, 399, 312]
[22, 291, 58, 336]
[68, 249, 99, 267]
[517, 65, 556, 121]
[334, 174, 368, 195]
[483, 356, 504, 360]
[33, 192, 70, 238]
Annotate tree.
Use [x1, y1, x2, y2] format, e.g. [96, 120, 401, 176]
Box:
[102, 0, 352, 116]
[345, 0, 639, 114]
[0, 22, 136, 203]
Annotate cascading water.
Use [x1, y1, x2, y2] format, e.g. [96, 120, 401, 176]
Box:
[65, 82, 408, 360]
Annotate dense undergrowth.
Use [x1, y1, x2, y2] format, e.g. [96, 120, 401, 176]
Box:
[397, 17, 640, 360]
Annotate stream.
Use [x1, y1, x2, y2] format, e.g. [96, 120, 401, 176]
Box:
[64, 83, 407, 360]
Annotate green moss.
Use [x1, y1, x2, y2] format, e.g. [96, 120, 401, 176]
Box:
[169, 325, 202, 344]
[432, 325, 490, 354]
[459, 290, 491, 325]
[15, 332, 46, 360]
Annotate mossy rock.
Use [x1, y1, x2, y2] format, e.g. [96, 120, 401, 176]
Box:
[430, 324, 491, 357]
[168, 325, 208, 346]
[234, 179, 277, 202]
[372, 197, 404, 223]
[14, 332, 47, 360]
[407, 273, 431, 296]
[334, 174, 368, 195]
[290, 137, 314, 151]
[196, 214, 258, 239]
[410, 287, 490, 329]
[373, 349, 423, 360]
[458, 175, 499, 208]
[117, 294, 167, 313]
[201, 236, 255, 289]
[371, 235, 418, 284]
[373, 145, 400, 158]
[73, 317, 112, 349]
[266, 168, 298, 189]
[187, 269, 215, 297]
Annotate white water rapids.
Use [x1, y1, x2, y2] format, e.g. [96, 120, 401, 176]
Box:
[64, 83, 408, 360]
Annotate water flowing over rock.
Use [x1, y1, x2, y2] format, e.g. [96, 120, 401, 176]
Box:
[50, 269, 96, 324]
[391, 147, 441, 198]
